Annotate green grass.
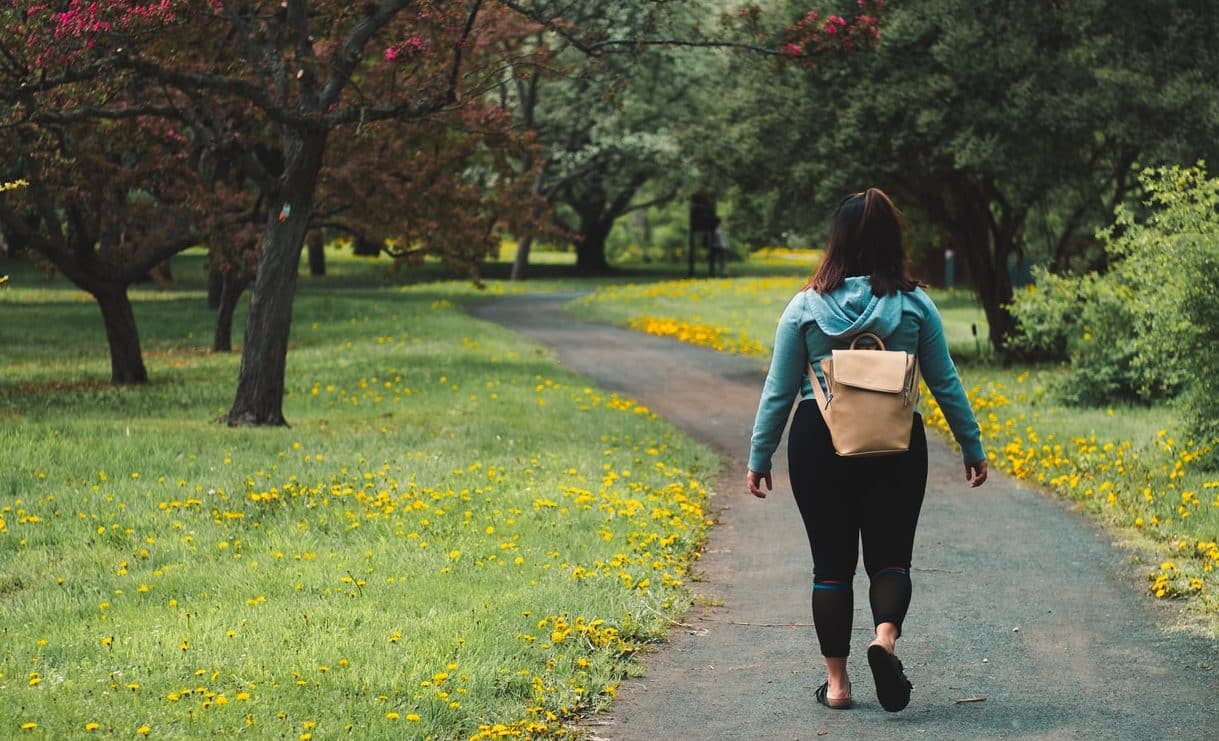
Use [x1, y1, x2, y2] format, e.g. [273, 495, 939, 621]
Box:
[0, 253, 719, 738]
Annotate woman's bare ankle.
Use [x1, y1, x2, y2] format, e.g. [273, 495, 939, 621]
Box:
[872, 623, 899, 653]
[825, 657, 850, 696]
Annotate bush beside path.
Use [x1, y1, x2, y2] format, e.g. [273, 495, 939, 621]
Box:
[474, 293, 1219, 740]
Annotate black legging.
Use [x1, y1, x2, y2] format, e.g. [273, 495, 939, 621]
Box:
[787, 399, 929, 657]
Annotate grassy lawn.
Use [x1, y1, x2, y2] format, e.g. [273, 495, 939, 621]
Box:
[569, 263, 1219, 627]
[0, 252, 718, 738]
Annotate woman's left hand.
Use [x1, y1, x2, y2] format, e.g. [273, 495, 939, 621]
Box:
[747, 470, 772, 498]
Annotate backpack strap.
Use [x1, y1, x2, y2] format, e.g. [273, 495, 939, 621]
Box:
[808, 359, 832, 411]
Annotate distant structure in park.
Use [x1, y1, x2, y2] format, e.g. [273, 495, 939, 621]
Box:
[688, 191, 719, 278]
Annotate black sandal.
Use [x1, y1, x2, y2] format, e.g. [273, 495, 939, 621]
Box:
[815, 680, 853, 710]
[867, 644, 912, 712]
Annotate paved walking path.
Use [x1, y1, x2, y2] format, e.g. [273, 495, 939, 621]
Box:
[472, 294, 1218, 741]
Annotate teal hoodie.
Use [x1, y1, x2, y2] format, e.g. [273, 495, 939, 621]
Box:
[748, 276, 985, 472]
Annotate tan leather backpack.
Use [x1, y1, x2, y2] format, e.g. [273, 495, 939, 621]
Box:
[809, 332, 920, 457]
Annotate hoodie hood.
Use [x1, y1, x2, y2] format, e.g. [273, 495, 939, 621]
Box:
[804, 276, 905, 339]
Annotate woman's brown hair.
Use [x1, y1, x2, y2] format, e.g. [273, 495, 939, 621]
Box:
[806, 187, 919, 296]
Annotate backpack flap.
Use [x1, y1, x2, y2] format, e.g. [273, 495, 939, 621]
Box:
[829, 349, 912, 394]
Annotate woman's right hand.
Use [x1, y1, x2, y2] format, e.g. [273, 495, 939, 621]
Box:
[747, 469, 772, 498]
[966, 458, 988, 488]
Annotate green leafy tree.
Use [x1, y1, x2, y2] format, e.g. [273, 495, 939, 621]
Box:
[504, 0, 882, 275]
[714, 0, 1219, 352]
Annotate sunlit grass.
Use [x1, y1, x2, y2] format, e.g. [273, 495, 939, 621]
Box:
[0, 260, 719, 738]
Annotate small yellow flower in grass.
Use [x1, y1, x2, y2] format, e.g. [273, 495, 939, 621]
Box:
[385, 712, 400, 721]
[21, 722, 37, 731]
[300, 735, 312, 741]
[406, 714, 421, 722]
[138, 725, 150, 736]
[84, 721, 101, 731]
[235, 692, 251, 701]
[165, 693, 180, 702]
[28, 672, 41, 686]
[127, 683, 141, 691]
[302, 721, 317, 730]
[338, 658, 350, 667]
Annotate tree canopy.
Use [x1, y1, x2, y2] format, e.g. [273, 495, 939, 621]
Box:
[711, 0, 1219, 351]
[1, 0, 879, 421]
[5, 0, 1216, 413]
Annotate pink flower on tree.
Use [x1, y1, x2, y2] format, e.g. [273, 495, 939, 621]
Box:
[385, 35, 428, 63]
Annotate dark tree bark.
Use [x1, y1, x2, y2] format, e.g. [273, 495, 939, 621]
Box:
[213, 269, 251, 353]
[946, 184, 1019, 354]
[510, 235, 533, 281]
[207, 266, 223, 310]
[93, 285, 148, 384]
[575, 215, 612, 274]
[226, 130, 327, 426]
[306, 230, 326, 276]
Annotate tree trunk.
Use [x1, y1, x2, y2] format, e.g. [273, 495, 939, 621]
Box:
[226, 130, 327, 426]
[306, 230, 326, 276]
[94, 285, 148, 384]
[575, 218, 612, 275]
[213, 270, 250, 353]
[953, 197, 1017, 355]
[207, 266, 223, 310]
[510, 235, 533, 281]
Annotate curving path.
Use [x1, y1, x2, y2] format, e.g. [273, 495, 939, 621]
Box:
[471, 294, 1218, 741]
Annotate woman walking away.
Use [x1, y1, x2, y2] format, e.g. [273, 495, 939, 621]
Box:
[746, 188, 988, 712]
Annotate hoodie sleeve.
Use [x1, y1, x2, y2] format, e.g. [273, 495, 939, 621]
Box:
[915, 293, 986, 465]
[748, 296, 809, 473]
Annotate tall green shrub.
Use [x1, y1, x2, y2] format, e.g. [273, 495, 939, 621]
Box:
[1010, 165, 1219, 457]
